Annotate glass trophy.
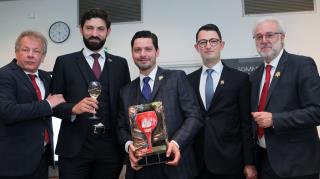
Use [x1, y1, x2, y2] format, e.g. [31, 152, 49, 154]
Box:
[128, 101, 170, 166]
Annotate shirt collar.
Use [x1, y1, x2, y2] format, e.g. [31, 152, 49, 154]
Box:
[265, 48, 283, 69]
[139, 65, 158, 82]
[25, 70, 39, 77]
[201, 60, 223, 75]
[82, 47, 106, 59]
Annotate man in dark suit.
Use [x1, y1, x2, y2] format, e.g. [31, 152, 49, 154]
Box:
[50, 8, 131, 179]
[250, 17, 320, 179]
[118, 30, 203, 179]
[187, 24, 257, 179]
[0, 30, 65, 179]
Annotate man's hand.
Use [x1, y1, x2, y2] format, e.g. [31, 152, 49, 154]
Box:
[252, 111, 273, 128]
[46, 94, 65, 108]
[166, 141, 181, 166]
[71, 97, 98, 115]
[128, 144, 143, 171]
[244, 165, 257, 179]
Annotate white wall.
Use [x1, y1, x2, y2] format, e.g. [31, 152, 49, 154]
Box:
[0, 0, 319, 135]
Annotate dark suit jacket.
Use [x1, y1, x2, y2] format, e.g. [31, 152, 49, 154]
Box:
[118, 67, 203, 179]
[0, 59, 54, 176]
[250, 50, 320, 177]
[187, 64, 255, 174]
[50, 50, 130, 158]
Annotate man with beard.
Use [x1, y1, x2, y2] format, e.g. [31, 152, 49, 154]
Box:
[50, 8, 130, 179]
[250, 16, 320, 179]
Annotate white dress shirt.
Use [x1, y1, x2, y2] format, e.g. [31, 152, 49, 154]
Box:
[199, 61, 223, 109]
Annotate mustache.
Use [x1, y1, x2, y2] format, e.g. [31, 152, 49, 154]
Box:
[88, 37, 101, 41]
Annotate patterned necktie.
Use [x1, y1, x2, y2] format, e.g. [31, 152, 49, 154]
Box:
[142, 77, 151, 101]
[257, 65, 272, 138]
[91, 53, 101, 79]
[28, 74, 50, 144]
[205, 69, 214, 110]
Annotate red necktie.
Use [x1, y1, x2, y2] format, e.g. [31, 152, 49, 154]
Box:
[28, 74, 50, 144]
[91, 53, 101, 79]
[257, 65, 272, 138]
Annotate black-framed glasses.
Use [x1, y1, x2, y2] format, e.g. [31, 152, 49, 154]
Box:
[197, 38, 221, 48]
[253, 32, 282, 42]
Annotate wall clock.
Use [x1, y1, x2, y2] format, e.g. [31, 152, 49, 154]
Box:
[49, 21, 70, 43]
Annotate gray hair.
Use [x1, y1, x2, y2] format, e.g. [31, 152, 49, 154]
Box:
[15, 30, 48, 55]
[252, 16, 286, 37]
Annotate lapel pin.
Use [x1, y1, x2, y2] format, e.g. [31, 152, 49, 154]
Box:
[220, 80, 224, 85]
[158, 75, 163, 81]
[275, 71, 281, 78]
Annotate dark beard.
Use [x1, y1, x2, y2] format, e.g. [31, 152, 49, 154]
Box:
[83, 37, 106, 51]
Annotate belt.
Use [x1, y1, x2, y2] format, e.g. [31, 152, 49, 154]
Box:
[90, 123, 106, 135]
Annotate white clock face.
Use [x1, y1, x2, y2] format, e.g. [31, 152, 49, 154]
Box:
[49, 21, 70, 43]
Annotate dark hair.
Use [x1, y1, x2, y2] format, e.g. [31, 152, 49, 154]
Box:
[131, 30, 159, 50]
[195, 24, 222, 41]
[80, 8, 111, 29]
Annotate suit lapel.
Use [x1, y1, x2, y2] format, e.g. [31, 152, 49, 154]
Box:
[150, 67, 165, 101]
[75, 50, 95, 86]
[10, 60, 36, 98]
[131, 78, 143, 105]
[192, 68, 206, 111]
[38, 71, 50, 98]
[103, 53, 115, 101]
[252, 65, 264, 111]
[208, 65, 228, 111]
[265, 51, 288, 107]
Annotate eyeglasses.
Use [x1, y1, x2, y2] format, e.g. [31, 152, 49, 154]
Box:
[197, 38, 221, 48]
[253, 32, 282, 42]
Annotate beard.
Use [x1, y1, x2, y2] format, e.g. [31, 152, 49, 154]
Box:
[83, 36, 106, 51]
[258, 40, 283, 61]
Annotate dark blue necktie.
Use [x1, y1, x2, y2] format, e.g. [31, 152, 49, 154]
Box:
[205, 69, 214, 110]
[142, 77, 151, 101]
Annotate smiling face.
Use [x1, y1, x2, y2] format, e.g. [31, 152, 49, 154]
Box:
[81, 17, 110, 51]
[132, 38, 159, 75]
[15, 36, 45, 73]
[195, 30, 224, 68]
[254, 20, 285, 63]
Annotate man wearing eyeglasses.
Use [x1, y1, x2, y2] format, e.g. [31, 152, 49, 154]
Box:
[188, 24, 257, 179]
[250, 17, 320, 179]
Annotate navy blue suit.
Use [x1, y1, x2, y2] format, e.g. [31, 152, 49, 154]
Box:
[188, 64, 255, 176]
[118, 67, 203, 179]
[250, 50, 320, 177]
[0, 59, 54, 177]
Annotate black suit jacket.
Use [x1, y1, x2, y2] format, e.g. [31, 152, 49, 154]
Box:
[118, 67, 203, 179]
[188, 64, 255, 174]
[0, 59, 54, 176]
[250, 50, 320, 177]
[50, 50, 130, 158]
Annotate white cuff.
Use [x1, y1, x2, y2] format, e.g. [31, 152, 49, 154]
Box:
[125, 141, 133, 153]
[171, 140, 180, 149]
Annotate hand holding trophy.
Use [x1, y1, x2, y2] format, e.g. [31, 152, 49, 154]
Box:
[88, 81, 102, 119]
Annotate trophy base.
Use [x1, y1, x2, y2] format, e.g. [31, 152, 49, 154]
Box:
[138, 152, 173, 166]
